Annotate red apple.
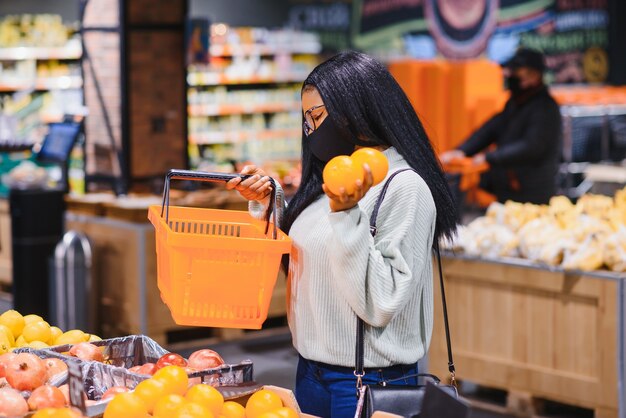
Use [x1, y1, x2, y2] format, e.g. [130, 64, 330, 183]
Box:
[128, 365, 142, 373]
[44, 358, 68, 382]
[28, 385, 67, 409]
[156, 353, 187, 370]
[101, 386, 130, 401]
[187, 349, 224, 371]
[137, 362, 158, 375]
[5, 353, 47, 391]
[69, 342, 105, 362]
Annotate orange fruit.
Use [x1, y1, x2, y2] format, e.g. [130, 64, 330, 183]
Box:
[221, 401, 245, 418]
[133, 378, 168, 413]
[323, 155, 363, 195]
[256, 412, 281, 418]
[153, 394, 187, 417]
[31, 409, 57, 418]
[103, 392, 148, 418]
[274, 406, 299, 418]
[185, 384, 224, 416]
[153, 365, 189, 396]
[245, 389, 283, 418]
[351, 148, 389, 186]
[37, 409, 83, 418]
[175, 401, 214, 418]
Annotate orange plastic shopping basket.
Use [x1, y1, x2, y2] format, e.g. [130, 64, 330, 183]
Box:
[148, 169, 292, 329]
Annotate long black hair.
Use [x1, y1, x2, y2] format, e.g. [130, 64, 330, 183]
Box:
[283, 51, 457, 242]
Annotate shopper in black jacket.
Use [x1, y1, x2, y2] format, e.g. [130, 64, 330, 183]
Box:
[441, 48, 562, 204]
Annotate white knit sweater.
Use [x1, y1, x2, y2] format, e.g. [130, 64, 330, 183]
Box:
[252, 147, 436, 367]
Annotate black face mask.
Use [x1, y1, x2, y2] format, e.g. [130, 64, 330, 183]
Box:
[307, 116, 356, 163]
[506, 75, 523, 96]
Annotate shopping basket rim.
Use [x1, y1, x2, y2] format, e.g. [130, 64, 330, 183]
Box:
[147, 204, 292, 242]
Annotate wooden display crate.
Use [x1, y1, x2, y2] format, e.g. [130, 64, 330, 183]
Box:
[430, 255, 621, 418]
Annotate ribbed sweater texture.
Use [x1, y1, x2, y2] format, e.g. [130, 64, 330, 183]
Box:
[253, 147, 436, 367]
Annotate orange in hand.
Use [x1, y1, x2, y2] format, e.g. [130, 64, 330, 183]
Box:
[322, 156, 363, 195]
[351, 148, 388, 186]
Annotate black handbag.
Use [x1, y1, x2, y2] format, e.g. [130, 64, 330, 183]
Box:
[354, 168, 458, 418]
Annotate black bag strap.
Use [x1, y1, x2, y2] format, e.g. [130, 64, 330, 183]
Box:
[354, 168, 456, 395]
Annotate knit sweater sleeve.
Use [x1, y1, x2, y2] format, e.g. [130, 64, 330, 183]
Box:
[327, 170, 436, 328]
[247, 182, 286, 227]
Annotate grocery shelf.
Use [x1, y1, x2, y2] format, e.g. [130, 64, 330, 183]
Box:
[210, 43, 322, 57]
[187, 73, 309, 87]
[189, 128, 301, 144]
[188, 102, 301, 117]
[0, 43, 82, 60]
[0, 75, 82, 92]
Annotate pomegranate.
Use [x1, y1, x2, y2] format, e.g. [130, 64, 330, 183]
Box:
[59, 384, 70, 404]
[27, 385, 66, 410]
[136, 362, 158, 376]
[185, 367, 202, 386]
[101, 386, 130, 401]
[0, 352, 17, 378]
[155, 353, 187, 370]
[0, 387, 29, 416]
[44, 358, 68, 381]
[5, 353, 47, 391]
[69, 342, 105, 362]
[128, 365, 142, 373]
[187, 349, 224, 370]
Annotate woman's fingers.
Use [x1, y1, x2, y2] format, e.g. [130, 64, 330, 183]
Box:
[225, 177, 242, 190]
[363, 164, 374, 189]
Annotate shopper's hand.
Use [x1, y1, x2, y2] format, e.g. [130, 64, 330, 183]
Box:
[225, 165, 273, 202]
[323, 164, 374, 212]
[440, 150, 466, 164]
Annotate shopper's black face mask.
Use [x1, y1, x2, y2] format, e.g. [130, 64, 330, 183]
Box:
[307, 116, 356, 163]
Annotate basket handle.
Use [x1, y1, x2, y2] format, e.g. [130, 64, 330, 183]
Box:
[160, 169, 279, 239]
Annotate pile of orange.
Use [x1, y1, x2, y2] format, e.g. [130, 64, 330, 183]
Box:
[323, 148, 389, 195]
[31, 408, 85, 418]
[103, 365, 298, 418]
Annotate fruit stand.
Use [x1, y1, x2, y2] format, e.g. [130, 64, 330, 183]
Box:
[429, 254, 625, 418]
[0, 308, 305, 417]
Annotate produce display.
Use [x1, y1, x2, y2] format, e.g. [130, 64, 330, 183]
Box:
[322, 147, 389, 195]
[103, 365, 298, 418]
[0, 308, 260, 417]
[444, 187, 626, 272]
[0, 351, 76, 415]
[0, 310, 101, 353]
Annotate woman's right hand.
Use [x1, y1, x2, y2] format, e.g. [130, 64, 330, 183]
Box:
[225, 165, 273, 202]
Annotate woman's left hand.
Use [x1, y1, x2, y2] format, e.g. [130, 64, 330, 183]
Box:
[323, 164, 374, 212]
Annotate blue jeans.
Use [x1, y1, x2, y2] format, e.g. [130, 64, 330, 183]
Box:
[295, 354, 419, 418]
